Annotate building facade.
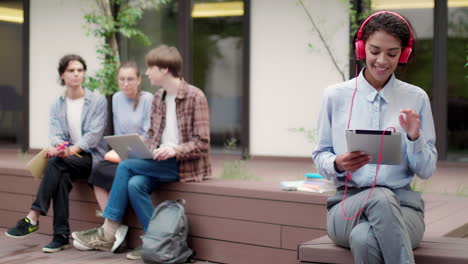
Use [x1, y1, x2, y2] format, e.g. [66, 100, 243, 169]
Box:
[0, 0, 466, 162]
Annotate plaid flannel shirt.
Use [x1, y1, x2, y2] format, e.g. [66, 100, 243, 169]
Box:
[145, 81, 212, 182]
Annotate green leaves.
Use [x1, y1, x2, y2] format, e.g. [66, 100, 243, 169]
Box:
[117, 7, 142, 25]
[85, 52, 119, 95]
[83, 0, 163, 95]
[289, 127, 316, 143]
[466, 43, 468, 78]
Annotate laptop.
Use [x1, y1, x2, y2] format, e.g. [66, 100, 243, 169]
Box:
[104, 134, 153, 160]
[346, 129, 402, 165]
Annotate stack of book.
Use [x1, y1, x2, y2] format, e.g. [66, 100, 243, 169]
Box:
[280, 173, 336, 194]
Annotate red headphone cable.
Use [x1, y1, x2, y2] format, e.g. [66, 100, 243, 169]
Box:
[340, 63, 396, 221]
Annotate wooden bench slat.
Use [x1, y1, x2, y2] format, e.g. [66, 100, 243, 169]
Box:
[189, 214, 282, 248]
[0, 175, 40, 195]
[161, 181, 329, 205]
[190, 236, 297, 264]
[299, 235, 468, 264]
[281, 226, 327, 250]
[154, 190, 328, 229]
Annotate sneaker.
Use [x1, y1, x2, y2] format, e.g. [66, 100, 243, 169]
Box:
[71, 227, 99, 241]
[42, 234, 70, 253]
[5, 218, 39, 238]
[73, 239, 93, 251]
[112, 225, 128, 253]
[72, 227, 114, 251]
[126, 248, 142, 260]
[72, 227, 100, 251]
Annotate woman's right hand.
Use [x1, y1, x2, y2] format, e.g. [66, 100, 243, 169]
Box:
[335, 151, 372, 173]
[104, 149, 122, 163]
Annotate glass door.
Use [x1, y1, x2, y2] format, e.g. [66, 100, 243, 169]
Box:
[447, 0, 468, 162]
[192, 0, 245, 153]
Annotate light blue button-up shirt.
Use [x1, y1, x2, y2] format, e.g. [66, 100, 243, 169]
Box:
[49, 88, 108, 168]
[112, 90, 153, 139]
[312, 69, 437, 189]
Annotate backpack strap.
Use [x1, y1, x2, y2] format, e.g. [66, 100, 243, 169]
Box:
[176, 199, 187, 206]
[186, 250, 197, 263]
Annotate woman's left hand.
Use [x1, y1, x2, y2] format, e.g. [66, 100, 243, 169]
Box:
[104, 149, 122, 163]
[399, 108, 420, 141]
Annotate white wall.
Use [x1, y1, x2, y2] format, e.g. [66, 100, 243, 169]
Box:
[250, 0, 349, 157]
[29, 0, 100, 149]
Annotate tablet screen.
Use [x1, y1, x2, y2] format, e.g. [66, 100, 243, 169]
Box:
[355, 130, 392, 135]
[346, 129, 402, 165]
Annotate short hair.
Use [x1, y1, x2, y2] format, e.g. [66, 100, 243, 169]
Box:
[58, 54, 87, 86]
[145, 45, 182, 78]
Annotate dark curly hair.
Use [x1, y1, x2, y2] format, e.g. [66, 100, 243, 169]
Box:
[58, 54, 87, 86]
[360, 12, 416, 63]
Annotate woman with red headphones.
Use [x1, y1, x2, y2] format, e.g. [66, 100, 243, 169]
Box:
[313, 11, 437, 263]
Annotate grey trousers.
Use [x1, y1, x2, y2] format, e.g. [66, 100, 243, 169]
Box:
[326, 186, 425, 264]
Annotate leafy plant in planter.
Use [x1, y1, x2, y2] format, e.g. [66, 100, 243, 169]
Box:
[221, 138, 258, 181]
[83, 0, 170, 95]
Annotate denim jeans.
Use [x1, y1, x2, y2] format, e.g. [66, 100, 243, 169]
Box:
[103, 158, 179, 231]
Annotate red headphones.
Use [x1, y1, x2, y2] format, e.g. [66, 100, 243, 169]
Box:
[355, 11, 414, 64]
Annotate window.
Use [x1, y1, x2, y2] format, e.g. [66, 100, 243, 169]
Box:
[371, 0, 468, 162]
[372, 0, 435, 97]
[0, 0, 24, 148]
[121, 0, 247, 154]
[192, 0, 245, 152]
[120, 0, 178, 94]
[447, 1, 468, 162]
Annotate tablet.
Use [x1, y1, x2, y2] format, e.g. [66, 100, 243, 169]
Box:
[104, 134, 153, 160]
[346, 129, 402, 165]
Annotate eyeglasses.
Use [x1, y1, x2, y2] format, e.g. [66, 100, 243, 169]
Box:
[118, 78, 137, 84]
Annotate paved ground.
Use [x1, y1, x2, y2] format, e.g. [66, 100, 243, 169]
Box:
[0, 228, 215, 264]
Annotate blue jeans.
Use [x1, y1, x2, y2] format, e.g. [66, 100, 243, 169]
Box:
[103, 158, 179, 231]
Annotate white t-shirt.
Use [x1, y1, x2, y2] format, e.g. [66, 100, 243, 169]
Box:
[160, 94, 179, 148]
[66, 97, 84, 144]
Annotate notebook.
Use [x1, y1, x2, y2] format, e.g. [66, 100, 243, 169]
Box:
[26, 147, 49, 179]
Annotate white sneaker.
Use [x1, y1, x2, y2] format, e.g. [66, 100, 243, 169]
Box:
[111, 224, 128, 253]
[73, 239, 93, 251]
[72, 227, 99, 251]
[126, 248, 142, 260]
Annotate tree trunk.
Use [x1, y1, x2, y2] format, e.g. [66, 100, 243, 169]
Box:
[98, 0, 120, 60]
[104, 94, 114, 136]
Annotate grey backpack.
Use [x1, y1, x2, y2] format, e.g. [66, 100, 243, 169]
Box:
[141, 200, 193, 264]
